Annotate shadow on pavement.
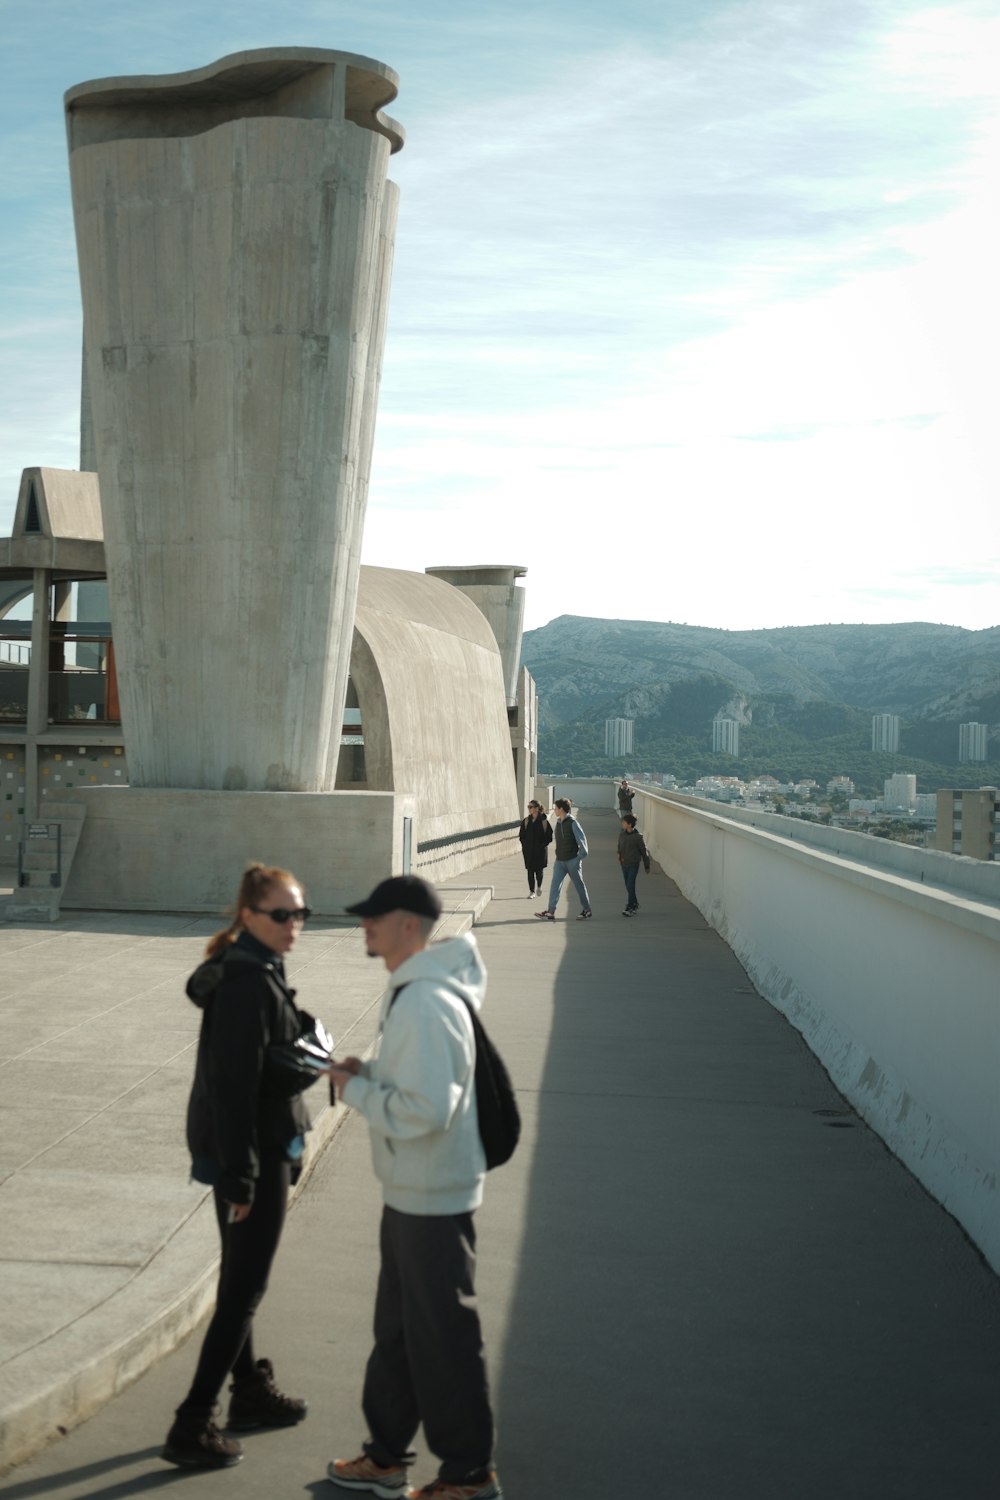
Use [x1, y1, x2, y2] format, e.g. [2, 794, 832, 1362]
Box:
[490, 813, 1000, 1500]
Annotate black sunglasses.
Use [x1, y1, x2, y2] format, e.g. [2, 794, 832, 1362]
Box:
[252, 906, 312, 924]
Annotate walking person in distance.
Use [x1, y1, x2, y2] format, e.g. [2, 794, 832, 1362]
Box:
[535, 797, 593, 921]
[518, 798, 552, 897]
[163, 863, 321, 1469]
[618, 812, 651, 916]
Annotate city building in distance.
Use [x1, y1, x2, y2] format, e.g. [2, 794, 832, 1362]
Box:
[713, 717, 739, 756]
[872, 713, 901, 752]
[605, 717, 634, 758]
[884, 773, 917, 813]
[934, 787, 997, 860]
[959, 722, 988, 763]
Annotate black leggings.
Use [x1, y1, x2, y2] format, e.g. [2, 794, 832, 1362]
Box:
[179, 1157, 290, 1415]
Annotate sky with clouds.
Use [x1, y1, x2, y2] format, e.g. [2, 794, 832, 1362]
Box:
[0, 0, 996, 633]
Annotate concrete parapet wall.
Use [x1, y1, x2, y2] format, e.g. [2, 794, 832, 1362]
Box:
[655, 789, 1000, 904]
[59, 786, 415, 914]
[414, 822, 520, 884]
[636, 788, 1000, 1271]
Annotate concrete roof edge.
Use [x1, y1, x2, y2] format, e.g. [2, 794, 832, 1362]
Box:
[64, 47, 400, 109]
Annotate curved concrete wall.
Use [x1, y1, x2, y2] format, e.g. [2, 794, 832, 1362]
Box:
[65, 50, 403, 792]
[349, 566, 520, 875]
[636, 788, 1000, 1272]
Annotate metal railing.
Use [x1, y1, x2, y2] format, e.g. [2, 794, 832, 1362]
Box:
[0, 631, 120, 724]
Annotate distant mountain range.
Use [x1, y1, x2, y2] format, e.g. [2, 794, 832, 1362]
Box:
[520, 617, 1000, 793]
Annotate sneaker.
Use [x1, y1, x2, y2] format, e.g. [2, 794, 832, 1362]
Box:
[577, 909, 593, 920]
[163, 1409, 242, 1469]
[328, 1454, 409, 1495]
[407, 1478, 503, 1500]
[228, 1357, 307, 1430]
[621, 908, 633, 917]
[534, 910, 555, 920]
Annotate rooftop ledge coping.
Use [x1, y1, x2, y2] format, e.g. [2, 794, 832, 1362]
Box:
[666, 795, 1000, 944]
[64, 47, 404, 155]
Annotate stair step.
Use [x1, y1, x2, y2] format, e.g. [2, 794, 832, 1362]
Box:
[7, 894, 58, 922]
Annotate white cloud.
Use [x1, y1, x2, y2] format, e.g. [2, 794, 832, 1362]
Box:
[0, 0, 997, 636]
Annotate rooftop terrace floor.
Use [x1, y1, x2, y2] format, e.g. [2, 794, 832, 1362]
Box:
[2, 812, 998, 1497]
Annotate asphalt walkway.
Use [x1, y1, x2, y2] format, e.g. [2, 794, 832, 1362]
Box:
[2, 812, 999, 1499]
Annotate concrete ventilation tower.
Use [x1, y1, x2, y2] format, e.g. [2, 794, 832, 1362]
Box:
[424, 566, 527, 707]
[65, 49, 404, 791]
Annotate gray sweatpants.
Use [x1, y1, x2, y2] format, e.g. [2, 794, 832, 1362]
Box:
[362, 1205, 495, 1484]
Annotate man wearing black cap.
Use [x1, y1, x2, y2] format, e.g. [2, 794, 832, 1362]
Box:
[326, 876, 502, 1500]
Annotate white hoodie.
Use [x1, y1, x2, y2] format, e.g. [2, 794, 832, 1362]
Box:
[342, 932, 487, 1215]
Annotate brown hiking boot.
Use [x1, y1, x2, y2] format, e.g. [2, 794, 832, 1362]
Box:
[163, 1408, 242, 1468]
[227, 1357, 308, 1430]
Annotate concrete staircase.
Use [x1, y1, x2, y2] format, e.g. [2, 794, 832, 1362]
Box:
[8, 800, 87, 921]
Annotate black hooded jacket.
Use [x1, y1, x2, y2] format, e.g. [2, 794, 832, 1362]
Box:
[184, 932, 316, 1205]
[519, 811, 553, 867]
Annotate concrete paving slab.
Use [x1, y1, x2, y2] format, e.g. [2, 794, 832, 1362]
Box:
[0, 1061, 165, 1112]
[1, 818, 998, 1498]
[0, 1109, 97, 1179]
[26, 1114, 196, 1177]
[0, 1264, 134, 1363]
[99, 1065, 199, 1118]
[24, 1025, 195, 1067]
[0, 1169, 203, 1264]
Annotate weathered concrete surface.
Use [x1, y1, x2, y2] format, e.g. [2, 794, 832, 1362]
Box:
[66, 49, 403, 792]
[1, 470, 104, 574]
[349, 566, 521, 876]
[424, 565, 527, 706]
[2, 813, 999, 1497]
[57, 787, 416, 914]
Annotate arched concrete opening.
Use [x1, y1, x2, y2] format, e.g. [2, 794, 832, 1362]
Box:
[342, 565, 520, 875]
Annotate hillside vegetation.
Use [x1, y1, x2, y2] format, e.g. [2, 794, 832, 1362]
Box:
[521, 617, 1000, 794]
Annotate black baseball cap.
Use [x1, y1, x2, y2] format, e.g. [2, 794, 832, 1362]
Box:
[345, 875, 442, 920]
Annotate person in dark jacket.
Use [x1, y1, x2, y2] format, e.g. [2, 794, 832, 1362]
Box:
[163, 862, 323, 1471]
[518, 800, 553, 896]
[617, 813, 651, 916]
[617, 779, 635, 816]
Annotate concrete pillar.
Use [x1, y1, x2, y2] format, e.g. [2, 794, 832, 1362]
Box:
[65, 49, 404, 790]
[25, 569, 51, 816]
[424, 566, 527, 706]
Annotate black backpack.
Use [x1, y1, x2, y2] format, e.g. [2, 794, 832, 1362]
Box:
[390, 983, 520, 1169]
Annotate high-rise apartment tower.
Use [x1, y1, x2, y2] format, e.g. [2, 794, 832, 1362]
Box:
[605, 718, 634, 759]
[713, 718, 740, 756]
[959, 723, 988, 763]
[872, 714, 901, 752]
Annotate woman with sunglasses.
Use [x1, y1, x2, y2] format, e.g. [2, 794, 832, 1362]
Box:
[163, 861, 319, 1470]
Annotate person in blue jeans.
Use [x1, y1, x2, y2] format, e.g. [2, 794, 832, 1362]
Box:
[535, 798, 592, 920]
[617, 813, 650, 916]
